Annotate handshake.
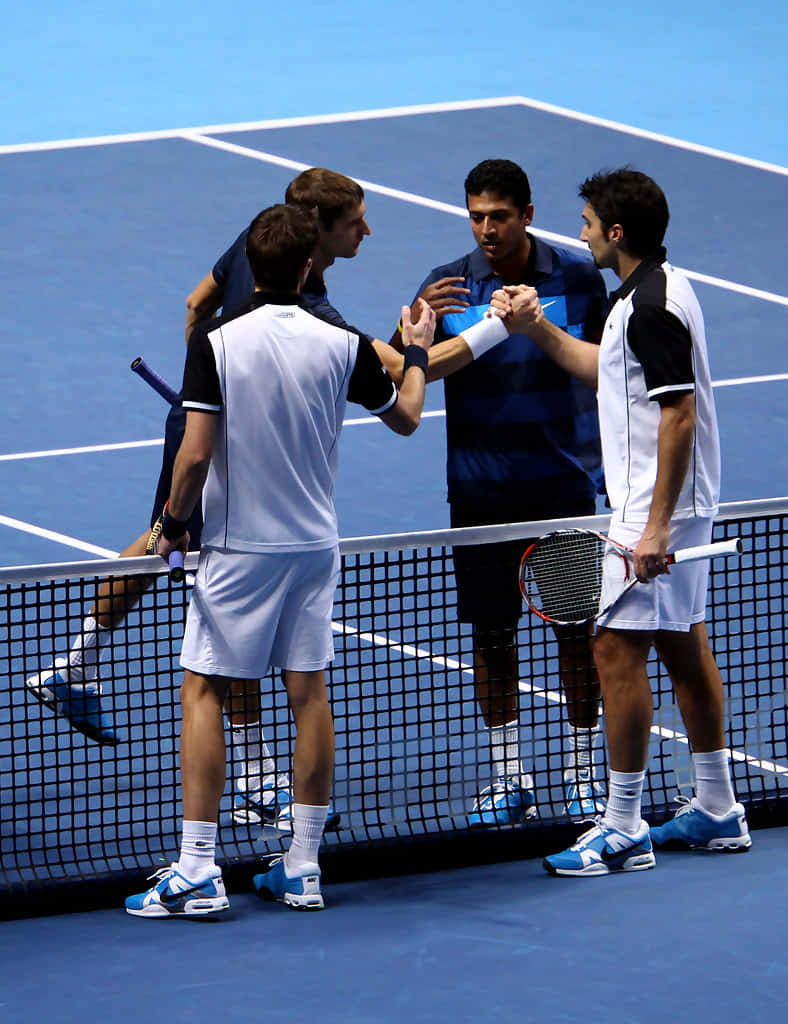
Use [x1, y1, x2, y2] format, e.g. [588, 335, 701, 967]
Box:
[486, 284, 547, 332]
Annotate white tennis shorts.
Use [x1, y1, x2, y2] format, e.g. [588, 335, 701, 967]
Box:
[596, 517, 713, 632]
[180, 545, 340, 678]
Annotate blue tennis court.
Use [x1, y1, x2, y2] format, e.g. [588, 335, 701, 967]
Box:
[2, 3, 788, 1022]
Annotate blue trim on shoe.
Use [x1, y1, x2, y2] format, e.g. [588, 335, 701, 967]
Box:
[650, 797, 751, 851]
[125, 865, 229, 917]
[233, 782, 341, 832]
[544, 818, 656, 877]
[25, 661, 119, 746]
[563, 768, 606, 818]
[467, 775, 536, 827]
[253, 854, 324, 911]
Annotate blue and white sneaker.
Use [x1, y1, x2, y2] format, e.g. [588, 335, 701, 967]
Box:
[26, 658, 118, 746]
[544, 818, 656, 876]
[467, 774, 537, 827]
[233, 777, 341, 832]
[253, 854, 324, 911]
[650, 798, 751, 852]
[125, 864, 229, 918]
[233, 775, 292, 826]
[564, 768, 606, 818]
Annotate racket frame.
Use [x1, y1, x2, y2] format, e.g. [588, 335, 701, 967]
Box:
[518, 529, 742, 627]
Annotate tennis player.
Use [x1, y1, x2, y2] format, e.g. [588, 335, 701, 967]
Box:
[26, 169, 391, 832]
[125, 203, 435, 916]
[490, 168, 751, 875]
[392, 159, 609, 823]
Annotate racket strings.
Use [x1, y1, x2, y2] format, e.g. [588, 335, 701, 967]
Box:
[522, 531, 608, 623]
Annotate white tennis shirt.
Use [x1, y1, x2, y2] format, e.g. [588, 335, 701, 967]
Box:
[597, 249, 720, 523]
[182, 291, 397, 552]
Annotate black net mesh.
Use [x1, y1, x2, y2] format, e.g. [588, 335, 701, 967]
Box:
[1, 502, 786, 917]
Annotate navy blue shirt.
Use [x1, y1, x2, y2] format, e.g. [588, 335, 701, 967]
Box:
[212, 228, 374, 341]
[418, 235, 607, 506]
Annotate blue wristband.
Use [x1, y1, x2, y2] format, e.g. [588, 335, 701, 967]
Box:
[403, 346, 428, 374]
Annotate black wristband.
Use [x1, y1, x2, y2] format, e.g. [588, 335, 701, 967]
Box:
[161, 508, 189, 541]
[403, 345, 428, 375]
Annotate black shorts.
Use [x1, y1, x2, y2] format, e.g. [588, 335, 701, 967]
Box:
[150, 402, 204, 551]
[450, 497, 597, 629]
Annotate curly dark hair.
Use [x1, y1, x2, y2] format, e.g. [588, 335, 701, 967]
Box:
[579, 169, 669, 258]
[464, 159, 532, 212]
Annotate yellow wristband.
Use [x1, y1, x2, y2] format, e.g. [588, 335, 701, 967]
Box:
[398, 318, 404, 333]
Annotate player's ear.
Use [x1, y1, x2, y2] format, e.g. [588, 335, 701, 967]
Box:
[522, 203, 534, 227]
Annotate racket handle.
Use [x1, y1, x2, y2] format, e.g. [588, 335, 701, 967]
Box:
[669, 537, 743, 565]
[168, 550, 186, 583]
[131, 357, 180, 405]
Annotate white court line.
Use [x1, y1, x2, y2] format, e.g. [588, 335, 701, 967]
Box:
[331, 620, 788, 779]
[180, 132, 788, 309]
[1, 374, 786, 464]
[0, 515, 118, 558]
[2, 94, 787, 176]
[2, 95, 786, 304]
[0, 438, 164, 462]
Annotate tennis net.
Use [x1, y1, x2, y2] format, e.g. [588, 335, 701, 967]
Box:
[1, 498, 787, 917]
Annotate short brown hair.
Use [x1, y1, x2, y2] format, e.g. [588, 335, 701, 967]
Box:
[285, 167, 364, 229]
[245, 204, 319, 291]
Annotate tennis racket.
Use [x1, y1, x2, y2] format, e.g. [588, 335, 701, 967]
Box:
[131, 357, 180, 405]
[147, 507, 186, 583]
[519, 529, 742, 626]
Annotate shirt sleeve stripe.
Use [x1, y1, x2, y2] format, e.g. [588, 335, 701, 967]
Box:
[647, 383, 695, 399]
[182, 400, 222, 413]
[368, 385, 398, 416]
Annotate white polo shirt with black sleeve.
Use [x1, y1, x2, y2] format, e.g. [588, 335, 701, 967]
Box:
[181, 291, 398, 552]
[597, 247, 721, 524]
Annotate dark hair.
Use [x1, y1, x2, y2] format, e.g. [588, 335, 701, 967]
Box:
[464, 159, 532, 212]
[246, 204, 319, 290]
[285, 167, 364, 229]
[578, 169, 669, 257]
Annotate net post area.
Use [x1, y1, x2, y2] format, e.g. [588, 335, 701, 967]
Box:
[2, 500, 787, 918]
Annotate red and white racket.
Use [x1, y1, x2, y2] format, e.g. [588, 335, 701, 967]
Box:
[518, 529, 742, 626]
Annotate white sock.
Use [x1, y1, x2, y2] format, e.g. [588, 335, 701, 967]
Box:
[602, 770, 645, 834]
[693, 749, 736, 816]
[563, 722, 602, 778]
[230, 721, 277, 792]
[65, 616, 111, 690]
[178, 820, 218, 879]
[489, 721, 525, 781]
[284, 804, 327, 874]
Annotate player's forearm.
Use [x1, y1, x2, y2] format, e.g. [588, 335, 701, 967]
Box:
[372, 339, 405, 386]
[645, 398, 696, 530]
[185, 273, 223, 344]
[387, 365, 426, 435]
[168, 454, 210, 523]
[526, 319, 599, 389]
[425, 336, 474, 382]
[377, 330, 474, 384]
[167, 413, 217, 521]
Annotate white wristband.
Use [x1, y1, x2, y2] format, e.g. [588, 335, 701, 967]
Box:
[460, 313, 509, 359]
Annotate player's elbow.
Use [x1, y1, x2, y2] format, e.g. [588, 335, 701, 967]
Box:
[380, 406, 421, 436]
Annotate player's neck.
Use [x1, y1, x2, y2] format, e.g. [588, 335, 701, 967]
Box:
[616, 250, 643, 284]
[311, 247, 334, 277]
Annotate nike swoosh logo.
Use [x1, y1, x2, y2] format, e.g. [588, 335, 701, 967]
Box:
[159, 882, 209, 906]
[600, 843, 642, 866]
[541, 299, 559, 310]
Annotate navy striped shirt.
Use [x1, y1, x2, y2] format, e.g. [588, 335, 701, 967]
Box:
[419, 235, 607, 505]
